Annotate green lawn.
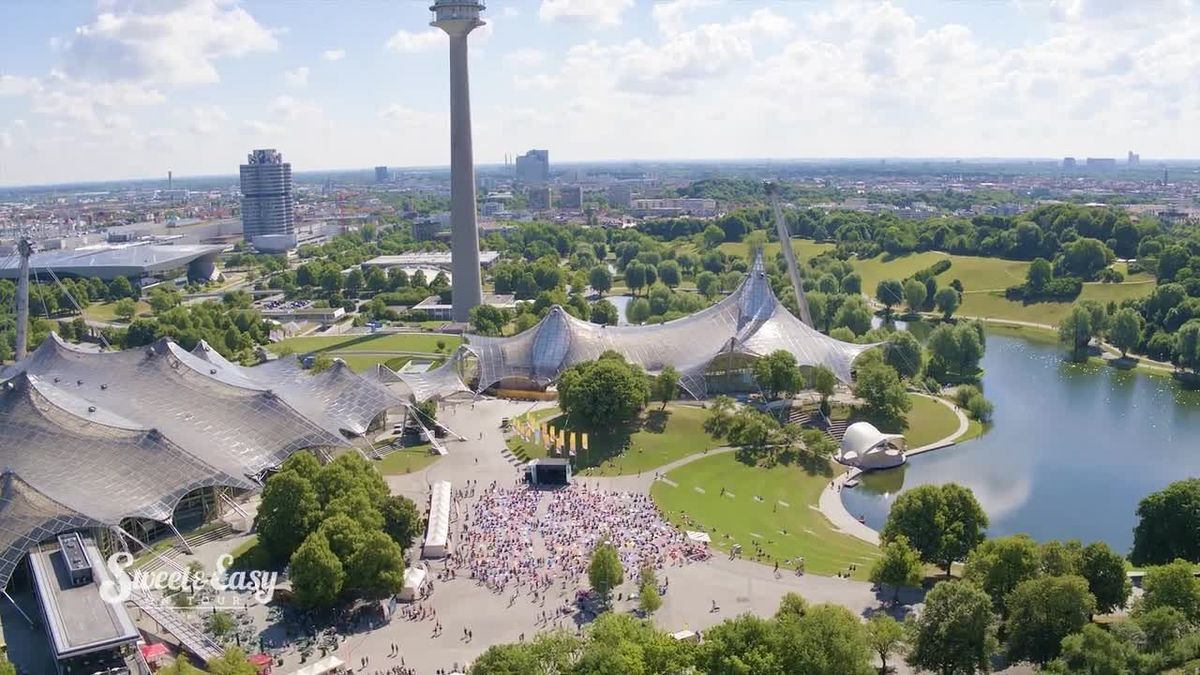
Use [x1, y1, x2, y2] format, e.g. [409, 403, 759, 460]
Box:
[955, 278, 1155, 327]
[507, 405, 721, 476]
[891, 395, 961, 448]
[375, 446, 441, 475]
[270, 332, 460, 355]
[847, 248, 1155, 327]
[718, 238, 835, 262]
[83, 300, 151, 322]
[505, 406, 563, 462]
[652, 453, 879, 578]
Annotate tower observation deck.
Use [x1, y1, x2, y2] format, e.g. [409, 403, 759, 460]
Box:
[430, 0, 485, 323]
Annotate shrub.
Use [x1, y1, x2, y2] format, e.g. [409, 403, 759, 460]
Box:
[965, 394, 994, 423]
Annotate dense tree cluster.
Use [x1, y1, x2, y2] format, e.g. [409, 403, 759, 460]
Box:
[557, 352, 650, 428]
[254, 453, 421, 608]
[471, 595, 879, 675]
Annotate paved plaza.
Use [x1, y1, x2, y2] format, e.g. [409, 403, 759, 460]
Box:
[121, 396, 940, 667]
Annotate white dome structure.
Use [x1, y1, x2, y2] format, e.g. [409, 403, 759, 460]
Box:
[838, 422, 907, 471]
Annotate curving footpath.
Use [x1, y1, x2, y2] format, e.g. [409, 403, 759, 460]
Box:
[818, 394, 971, 546]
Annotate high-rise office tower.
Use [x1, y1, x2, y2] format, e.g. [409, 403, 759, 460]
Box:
[375, 166, 389, 182]
[239, 148, 297, 252]
[515, 149, 550, 185]
[431, 0, 485, 323]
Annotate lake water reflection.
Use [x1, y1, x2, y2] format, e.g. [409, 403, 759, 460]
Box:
[840, 332, 1200, 554]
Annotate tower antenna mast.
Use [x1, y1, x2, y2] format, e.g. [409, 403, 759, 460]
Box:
[14, 237, 35, 361]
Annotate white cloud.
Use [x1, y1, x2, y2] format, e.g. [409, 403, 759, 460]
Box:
[502, 7, 519, 18]
[189, 105, 228, 134]
[284, 66, 309, 87]
[539, 0, 634, 26]
[0, 132, 12, 149]
[385, 28, 444, 53]
[269, 95, 323, 124]
[322, 49, 346, 61]
[0, 75, 42, 97]
[652, 0, 721, 35]
[60, 0, 278, 85]
[504, 48, 546, 67]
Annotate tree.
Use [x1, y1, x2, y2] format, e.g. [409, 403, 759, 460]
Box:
[881, 483, 988, 575]
[752, 350, 803, 400]
[289, 532, 344, 608]
[345, 268, 364, 295]
[590, 299, 620, 326]
[346, 530, 407, 600]
[810, 364, 837, 414]
[696, 271, 718, 298]
[1139, 559, 1200, 620]
[866, 614, 905, 674]
[1176, 320, 1200, 373]
[1134, 606, 1191, 651]
[469, 304, 510, 336]
[884, 331, 922, 380]
[657, 260, 681, 288]
[1048, 624, 1139, 675]
[1040, 539, 1083, 577]
[1059, 304, 1095, 360]
[205, 610, 236, 638]
[842, 272, 863, 295]
[903, 279, 927, 314]
[114, 297, 137, 320]
[255, 471, 322, 562]
[207, 648, 258, 675]
[774, 604, 875, 675]
[934, 287, 960, 321]
[876, 279, 904, 315]
[1027, 258, 1053, 291]
[148, 287, 180, 313]
[558, 355, 649, 428]
[627, 297, 651, 324]
[380, 495, 422, 550]
[852, 362, 911, 426]
[652, 366, 679, 410]
[625, 261, 647, 295]
[1108, 308, 1143, 357]
[703, 224, 726, 249]
[870, 535, 923, 602]
[906, 581, 998, 675]
[1005, 575, 1096, 665]
[109, 275, 134, 300]
[1081, 542, 1132, 614]
[963, 534, 1043, 614]
[157, 658, 205, 675]
[1061, 238, 1114, 280]
[588, 541, 624, 608]
[638, 566, 661, 615]
[469, 643, 540, 674]
[835, 296, 875, 336]
[1131, 478, 1200, 566]
[926, 322, 986, 383]
[589, 265, 613, 296]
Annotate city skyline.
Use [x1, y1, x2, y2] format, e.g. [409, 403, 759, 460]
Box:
[2, 0, 1200, 186]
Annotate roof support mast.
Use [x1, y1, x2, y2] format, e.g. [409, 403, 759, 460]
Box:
[15, 237, 35, 361]
[764, 181, 813, 327]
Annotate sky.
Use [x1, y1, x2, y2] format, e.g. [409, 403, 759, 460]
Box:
[0, 0, 1198, 186]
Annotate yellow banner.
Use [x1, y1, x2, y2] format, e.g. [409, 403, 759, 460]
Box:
[581, 432, 589, 451]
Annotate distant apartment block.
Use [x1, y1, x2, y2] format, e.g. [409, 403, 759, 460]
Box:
[1086, 157, 1117, 170]
[515, 149, 550, 185]
[528, 186, 552, 210]
[558, 186, 582, 210]
[607, 184, 634, 208]
[240, 148, 297, 252]
[375, 166, 389, 182]
[1127, 151, 1140, 167]
[1062, 157, 1077, 169]
[631, 198, 718, 218]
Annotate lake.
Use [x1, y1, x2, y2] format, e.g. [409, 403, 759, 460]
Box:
[840, 332, 1200, 554]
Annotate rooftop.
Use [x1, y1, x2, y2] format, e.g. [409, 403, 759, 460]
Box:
[29, 539, 139, 659]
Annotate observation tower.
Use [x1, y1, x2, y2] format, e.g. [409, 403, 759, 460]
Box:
[431, 0, 485, 322]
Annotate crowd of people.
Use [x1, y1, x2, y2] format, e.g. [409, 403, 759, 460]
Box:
[449, 483, 705, 600]
[542, 485, 706, 578]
